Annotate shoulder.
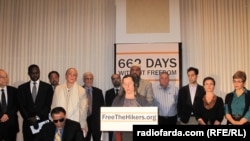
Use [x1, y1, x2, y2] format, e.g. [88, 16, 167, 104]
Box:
[77, 84, 85, 91]
[112, 95, 124, 106]
[140, 79, 152, 85]
[216, 96, 224, 102]
[93, 86, 102, 92]
[246, 90, 250, 95]
[7, 85, 18, 91]
[18, 81, 29, 88]
[55, 84, 64, 89]
[136, 95, 150, 106]
[225, 92, 234, 97]
[180, 84, 189, 89]
[40, 81, 51, 86]
[65, 119, 81, 127]
[105, 88, 113, 93]
[136, 94, 147, 100]
[178, 85, 188, 91]
[105, 89, 113, 95]
[225, 92, 234, 102]
[169, 84, 179, 90]
[41, 121, 54, 130]
[197, 84, 205, 90]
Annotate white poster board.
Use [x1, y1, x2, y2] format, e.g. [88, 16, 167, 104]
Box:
[101, 107, 158, 131]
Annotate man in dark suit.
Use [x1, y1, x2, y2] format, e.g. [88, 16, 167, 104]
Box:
[104, 73, 121, 141]
[17, 64, 54, 141]
[83, 72, 104, 141]
[177, 67, 205, 125]
[0, 69, 19, 141]
[48, 70, 60, 91]
[38, 106, 84, 141]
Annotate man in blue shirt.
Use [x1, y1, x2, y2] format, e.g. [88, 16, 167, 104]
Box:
[153, 72, 179, 125]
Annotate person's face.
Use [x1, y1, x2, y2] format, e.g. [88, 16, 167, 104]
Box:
[159, 73, 169, 88]
[187, 70, 197, 84]
[233, 78, 245, 90]
[0, 70, 8, 88]
[112, 74, 121, 87]
[130, 66, 141, 78]
[203, 79, 215, 93]
[29, 67, 40, 81]
[122, 77, 134, 94]
[49, 73, 59, 86]
[65, 69, 77, 84]
[52, 112, 66, 129]
[83, 74, 93, 87]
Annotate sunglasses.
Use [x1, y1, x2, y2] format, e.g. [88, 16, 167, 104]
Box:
[53, 118, 65, 123]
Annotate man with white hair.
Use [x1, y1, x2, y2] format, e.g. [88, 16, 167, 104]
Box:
[130, 63, 154, 105]
[82, 72, 104, 141]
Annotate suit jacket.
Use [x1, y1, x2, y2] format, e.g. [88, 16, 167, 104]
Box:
[17, 80, 54, 122]
[177, 84, 205, 123]
[0, 86, 19, 134]
[38, 119, 84, 141]
[83, 86, 104, 141]
[138, 79, 154, 105]
[105, 88, 118, 107]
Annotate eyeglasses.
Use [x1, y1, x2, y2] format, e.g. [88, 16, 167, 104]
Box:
[233, 80, 243, 83]
[53, 118, 65, 123]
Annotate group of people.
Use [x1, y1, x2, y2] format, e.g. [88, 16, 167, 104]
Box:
[48, 68, 105, 141]
[0, 64, 250, 141]
[178, 67, 250, 126]
[0, 65, 105, 141]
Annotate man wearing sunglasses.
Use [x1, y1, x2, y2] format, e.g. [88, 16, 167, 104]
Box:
[38, 107, 84, 141]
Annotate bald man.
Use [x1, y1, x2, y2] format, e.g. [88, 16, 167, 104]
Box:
[0, 69, 19, 141]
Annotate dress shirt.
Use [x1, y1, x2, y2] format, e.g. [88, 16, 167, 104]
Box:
[30, 80, 40, 92]
[153, 84, 179, 117]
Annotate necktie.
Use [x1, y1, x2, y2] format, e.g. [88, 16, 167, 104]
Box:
[32, 82, 37, 102]
[1, 89, 7, 113]
[87, 88, 92, 116]
[115, 88, 119, 95]
[54, 129, 61, 141]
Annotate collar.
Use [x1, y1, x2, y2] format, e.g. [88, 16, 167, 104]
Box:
[233, 88, 248, 96]
[157, 84, 170, 90]
[114, 87, 120, 90]
[85, 86, 93, 92]
[0, 86, 7, 92]
[189, 83, 197, 88]
[30, 80, 40, 85]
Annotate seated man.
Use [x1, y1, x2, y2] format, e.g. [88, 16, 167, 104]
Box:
[38, 107, 84, 141]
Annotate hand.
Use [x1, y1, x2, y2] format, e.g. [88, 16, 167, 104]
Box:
[28, 116, 39, 129]
[0, 114, 9, 122]
[213, 120, 221, 125]
[82, 128, 88, 138]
